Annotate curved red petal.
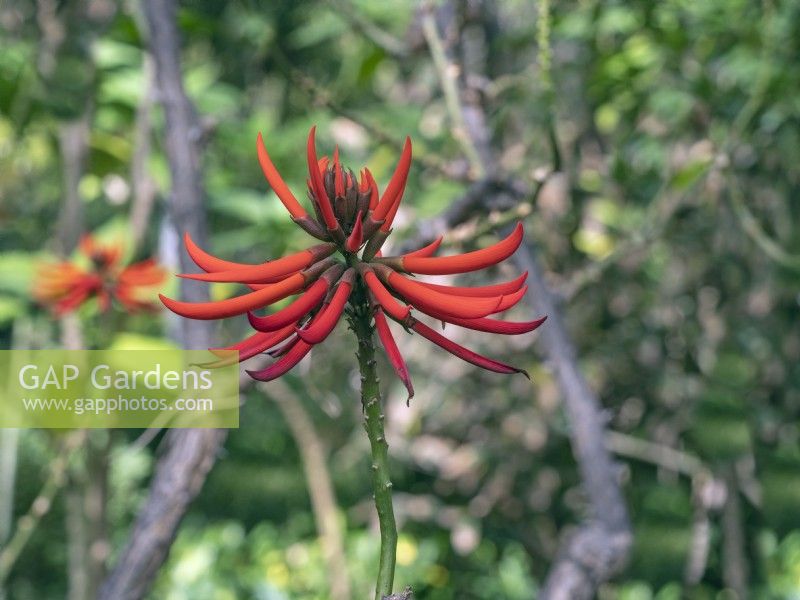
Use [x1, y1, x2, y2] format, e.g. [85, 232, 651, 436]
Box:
[205, 325, 297, 366]
[384, 270, 502, 319]
[212, 325, 295, 356]
[412, 320, 528, 377]
[391, 223, 524, 275]
[54, 284, 93, 315]
[416, 309, 547, 335]
[307, 126, 339, 230]
[415, 272, 527, 298]
[379, 162, 410, 233]
[159, 273, 305, 320]
[362, 268, 411, 321]
[364, 168, 379, 209]
[257, 132, 307, 219]
[374, 309, 414, 400]
[179, 244, 335, 283]
[295, 276, 353, 344]
[266, 333, 302, 358]
[184, 232, 257, 272]
[371, 137, 412, 223]
[246, 339, 313, 381]
[345, 211, 364, 253]
[403, 236, 443, 258]
[247, 278, 328, 332]
[492, 286, 528, 313]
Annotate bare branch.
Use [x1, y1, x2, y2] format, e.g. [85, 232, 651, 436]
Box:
[512, 242, 631, 599]
[605, 431, 705, 479]
[98, 1, 224, 598]
[129, 54, 158, 254]
[416, 8, 632, 598]
[421, 6, 487, 178]
[56, 116, 91, 255]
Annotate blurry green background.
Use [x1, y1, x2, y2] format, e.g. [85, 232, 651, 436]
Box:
[1, 0, 799, 598]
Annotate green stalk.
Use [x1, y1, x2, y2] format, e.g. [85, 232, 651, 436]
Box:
[348, 280, 397, 600]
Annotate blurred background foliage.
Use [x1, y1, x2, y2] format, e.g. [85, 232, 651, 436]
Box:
[0, 0, 799, 598]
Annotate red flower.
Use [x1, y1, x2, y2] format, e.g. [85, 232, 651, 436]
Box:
[34, 235, 167, 315]
[161, 127, 546, 395]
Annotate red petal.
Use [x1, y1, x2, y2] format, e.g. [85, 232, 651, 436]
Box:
[382, 270, 502, 319]
[159, 273, 305, 319]
[415, 272, 527, 298]
[205, 325, 297, 366]
[345, 211, 364, 252]
[389, 223, 524, 275]
[493, 286, 527, 313]
[361, 268, 411, 321]
[212, 325, 294, 355]
[246, 339, 313, 381]
[416, 310, 547, 335]
[364, 168, 379, 209]
[411, 320, 528, 377]
[53, 282, 93, 315]
[179, 244, 335, 283]
[374, 309, 414, 400]
[295, 270, 353, 344]
[371, 137, 412, 224]
[307, 126, 339, 230]
[257, 132, 307, 219]
[184, 232, 259, 272]
[403, 236, 443, 258]
[379, 158, 411, 233]
[247, 278, 328, 332]
[266, 333, 302, 358]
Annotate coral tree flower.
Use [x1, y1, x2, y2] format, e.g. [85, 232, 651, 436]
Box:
[160, 127, 546, 397]
[34, 236, 166, 315]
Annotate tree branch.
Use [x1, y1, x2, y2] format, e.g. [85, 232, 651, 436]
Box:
[98, 1, 224, 598]
[416, 7, 632, 598]
[129, 54, 158, 254]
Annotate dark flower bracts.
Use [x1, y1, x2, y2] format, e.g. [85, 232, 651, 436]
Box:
[35, 236, 166, 315]
[160, 127, 546, 396]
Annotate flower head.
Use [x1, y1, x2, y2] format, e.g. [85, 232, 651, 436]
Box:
[34, 235, 167, 315]
[160, 127, 546, 395]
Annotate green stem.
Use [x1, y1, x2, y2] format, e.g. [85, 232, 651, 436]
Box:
[348, 280, 397, 600]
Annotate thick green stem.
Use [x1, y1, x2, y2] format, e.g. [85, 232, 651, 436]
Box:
[349, 280, 397, 600]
